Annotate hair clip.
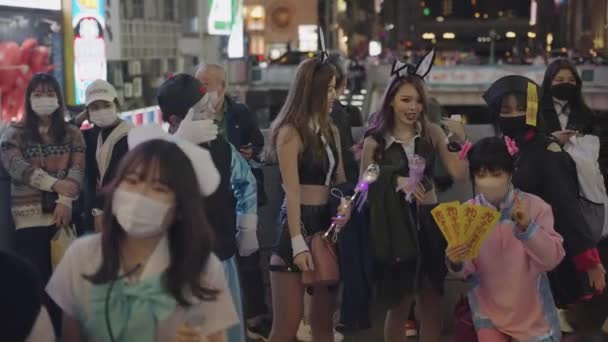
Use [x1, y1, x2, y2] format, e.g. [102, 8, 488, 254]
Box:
[458, 142, 473, 160]
[504, 136, 519, 156]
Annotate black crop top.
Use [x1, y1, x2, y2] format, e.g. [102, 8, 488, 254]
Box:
[298, 132, 339, 186]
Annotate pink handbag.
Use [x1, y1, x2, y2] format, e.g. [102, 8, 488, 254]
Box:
[301, 232, 340, 287]
[453, 296, 478, 342]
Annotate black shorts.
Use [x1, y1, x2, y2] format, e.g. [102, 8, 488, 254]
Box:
[270, 203, 331, 273]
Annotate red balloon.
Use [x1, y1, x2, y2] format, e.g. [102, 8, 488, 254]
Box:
[0, 70, 18, 93]
[30, 46, 52, 73]
[0, 42, 21, 66]
[20, 38, 38, 65]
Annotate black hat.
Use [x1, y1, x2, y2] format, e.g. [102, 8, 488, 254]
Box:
[483, 75, 541, 127]
[157, 73, 206, 120]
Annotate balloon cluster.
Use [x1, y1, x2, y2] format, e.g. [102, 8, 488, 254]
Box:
[0, 39, 54, 122]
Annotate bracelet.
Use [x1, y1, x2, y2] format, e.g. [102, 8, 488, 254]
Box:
[291, 234, 309, 257]
[92, 208, 104, 217]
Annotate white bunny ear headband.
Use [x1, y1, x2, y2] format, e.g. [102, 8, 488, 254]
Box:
[390, 48, 436, 80]
[127, 124, 220, 196]
[317, 25, 330, 63]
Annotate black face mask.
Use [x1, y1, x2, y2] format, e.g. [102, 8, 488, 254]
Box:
[499, 116, 528, 141]
[551, 83, 579, 101]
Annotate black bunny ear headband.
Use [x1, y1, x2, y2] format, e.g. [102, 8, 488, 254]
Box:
[390, 48, 436, 80]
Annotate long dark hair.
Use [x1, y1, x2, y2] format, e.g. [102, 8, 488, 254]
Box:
[263, 58, 336, 163]
[540, 59, 594, 131]
[20, 73, 66, 143]
[364, 74, 430, 162]
[86, 140, 217, 306]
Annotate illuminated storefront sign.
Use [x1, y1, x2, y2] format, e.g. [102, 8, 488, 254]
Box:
[208, 0, 237, 36]
[0, 0, 61, 10]
[71, 0, 107, 104]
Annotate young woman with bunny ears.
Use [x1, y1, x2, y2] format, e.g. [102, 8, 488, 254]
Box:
[359, 49, 468, 342]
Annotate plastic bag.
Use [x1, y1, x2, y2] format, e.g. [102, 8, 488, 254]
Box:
[50, 225, 77, 269]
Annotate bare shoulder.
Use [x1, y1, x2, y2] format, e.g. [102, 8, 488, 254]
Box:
[276, 125, 301, 146]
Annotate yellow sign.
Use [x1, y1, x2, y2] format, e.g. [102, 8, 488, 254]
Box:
[526, 82, 538, 127]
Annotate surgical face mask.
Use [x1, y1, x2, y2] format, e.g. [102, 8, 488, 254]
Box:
[89, 105, 118, 128]
[112, 189, 173, 238]
[498, 116, 528, 141]
[551, 83, 579, 102]
[475, 175, 511, 205]
[31, 96, 59, 116]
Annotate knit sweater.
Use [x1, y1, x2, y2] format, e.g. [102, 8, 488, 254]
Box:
[0, 124, 85, 229]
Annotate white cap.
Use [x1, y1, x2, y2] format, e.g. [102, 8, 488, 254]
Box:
[85, 79, 117, 106]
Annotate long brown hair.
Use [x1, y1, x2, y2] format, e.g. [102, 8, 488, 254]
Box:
[365, 74, 431, 162]
[263, 58, 336, 162]
[86, 140, 218, 306]
[20, 73, 66, 143]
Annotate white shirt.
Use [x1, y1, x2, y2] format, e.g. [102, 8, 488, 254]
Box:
[553, 98, 570, 130]
[46, 234, 238, 341]
[384, 133, 420, 159]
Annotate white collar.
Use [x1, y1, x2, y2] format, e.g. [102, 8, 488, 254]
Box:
[553, 98, 569, 110]
[384, 133, 420, 150]
[137, 235, 170, 280]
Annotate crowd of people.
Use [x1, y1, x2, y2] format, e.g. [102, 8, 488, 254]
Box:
[0, 48, 607, 342]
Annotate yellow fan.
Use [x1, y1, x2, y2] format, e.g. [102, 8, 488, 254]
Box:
[432, 202, 500, 259]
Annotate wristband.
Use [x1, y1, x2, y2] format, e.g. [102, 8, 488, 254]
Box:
[92, 208, 104, 217]
[291, 234, 309, 257]
[56, 195, 74, 208]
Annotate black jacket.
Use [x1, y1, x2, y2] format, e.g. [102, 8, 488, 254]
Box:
[540, 98, 597, 135]
[512, 132, 597, 306]
[223, 96, 267, 204]
[200, 136, 238, 261]
[77, 123, 129, 231]
[330, 100, 358, 184]
[223, 96, 264, 159]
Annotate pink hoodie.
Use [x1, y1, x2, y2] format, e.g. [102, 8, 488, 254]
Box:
[450, 189, 565, 341]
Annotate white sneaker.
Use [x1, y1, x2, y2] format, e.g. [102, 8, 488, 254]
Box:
[296, 321, 312, 342]
[296, 321, 344, 342]
[558, 309, 575, 333]
[602, 317, 608, 335]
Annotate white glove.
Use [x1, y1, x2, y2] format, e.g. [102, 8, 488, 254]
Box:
[236, 213, 259, 256]
[174, 109, 219, 144]
[190, 91, 219, 120]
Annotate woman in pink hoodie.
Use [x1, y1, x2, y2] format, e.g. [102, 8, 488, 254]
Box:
[447, 137, 565, 341]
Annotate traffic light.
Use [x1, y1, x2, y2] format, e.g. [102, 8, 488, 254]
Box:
[423, 7, 431, 16]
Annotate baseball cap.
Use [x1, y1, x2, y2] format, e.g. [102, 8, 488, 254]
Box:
[157, 74, 207, 120]
[85, 79, 117, 106]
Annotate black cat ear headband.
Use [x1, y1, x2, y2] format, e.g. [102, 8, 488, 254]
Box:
[390, 48, 436, 80]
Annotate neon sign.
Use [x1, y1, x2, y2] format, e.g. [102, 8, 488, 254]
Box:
[72, 0, 107, 104]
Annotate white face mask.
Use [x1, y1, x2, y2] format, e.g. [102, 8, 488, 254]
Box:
[90, 105, 118, 127]
[475, 175, 511, 205]
[31, 96, 59, 116]
[112, 188, 173, 238]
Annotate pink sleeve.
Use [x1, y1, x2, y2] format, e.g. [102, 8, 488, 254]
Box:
[515, 199, 565, 272]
